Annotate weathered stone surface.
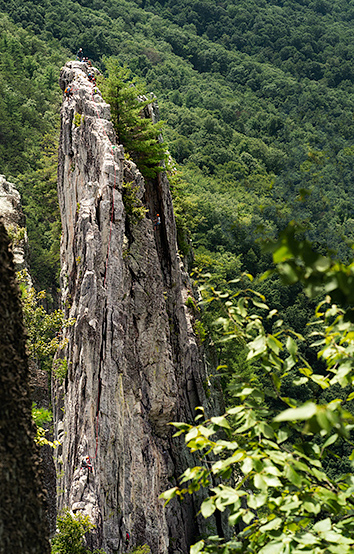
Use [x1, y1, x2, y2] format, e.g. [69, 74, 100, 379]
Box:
[54, 61, 215, 553]
[0, 220, 50, 554]
[0, 175, 29, 271]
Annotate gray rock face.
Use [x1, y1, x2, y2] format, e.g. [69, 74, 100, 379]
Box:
[54, 61, 212, 553]
[0, 175, 29, 271]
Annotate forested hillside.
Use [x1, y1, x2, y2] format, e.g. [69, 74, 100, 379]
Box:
[3, 0, 354, 290]
[3, 1, 354, 552]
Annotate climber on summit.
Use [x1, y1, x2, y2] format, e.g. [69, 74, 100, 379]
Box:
[76, 48, 84, 61]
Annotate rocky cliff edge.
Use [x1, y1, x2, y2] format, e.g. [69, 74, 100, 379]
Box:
[54, 61, 215, 554]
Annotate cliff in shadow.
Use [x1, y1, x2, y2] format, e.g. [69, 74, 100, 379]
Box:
[53, 61, 218, 554]
[0, 219, 50, 554]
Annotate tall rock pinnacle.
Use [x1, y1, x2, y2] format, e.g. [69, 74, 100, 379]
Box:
[54, 61, 212, 553]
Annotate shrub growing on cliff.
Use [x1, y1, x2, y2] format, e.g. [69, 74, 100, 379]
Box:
[17, 269, 74, 372]
[99, 57, 167, 179]
[51, 511, 106, 554]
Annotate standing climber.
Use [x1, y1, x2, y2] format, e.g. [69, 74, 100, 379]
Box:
[76, 48, 84, 61]
[125, 532, 130, 549]
[154, 213, 161, 231]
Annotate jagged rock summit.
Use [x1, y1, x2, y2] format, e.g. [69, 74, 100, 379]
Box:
[54, 61, 212, 553]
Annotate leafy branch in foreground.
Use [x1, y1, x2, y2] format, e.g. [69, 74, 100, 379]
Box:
[161, 237, 354, 553]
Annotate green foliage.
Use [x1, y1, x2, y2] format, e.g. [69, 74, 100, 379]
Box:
[0, 14, 67, 176]
[99, 58, 167, 178]
[17, 270, 74, 372]
[162, 235, 354, 553]
[6, 224, 26, 247]
[51, 511, 105, 554]
[32, 402, 52, 428]
[32, 402, 59, 448]
[53, 358, 69, 384]
[73, 113, 83, 127]
[130, 546, 151, 554]
[14, 133, 62, 294]
[4, 0, 354, 296]
[122, 180, 147, 225]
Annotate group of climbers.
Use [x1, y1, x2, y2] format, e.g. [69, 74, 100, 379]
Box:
[64, 49, 96, 100]
[76, 47, 92, 65]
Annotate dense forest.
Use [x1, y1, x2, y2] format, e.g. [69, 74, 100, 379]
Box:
[3, 0, 354, 552]
[3, 0, 354, 292]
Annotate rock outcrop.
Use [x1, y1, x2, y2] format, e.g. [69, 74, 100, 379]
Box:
[0, 175, 29, 271]
[54, 61, 214, 553]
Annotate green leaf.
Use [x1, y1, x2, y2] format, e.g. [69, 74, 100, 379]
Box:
[200, 497, 216, 518]
[277, 429, 291, 443]
[259, 517, 282, 532]
[241, 457, 253, 475]
[273, 244, 293, 263]
[159, 487, 178, 503]
[286, 336, 298, 356]
[259, 542, 284, 554]
[267, 334, 283, 354]
[248, 493, 267, 510]
[254, 474, 267, 491]
[210, 416, 231, 429]
[252, 299, 269, 310]
[322, 434, 338, 449]
[284, 464, 302, 487]
[242, 510, 254, 525]
[313, 518, 331, 533]
[190, 540, 204, 554]
[274, 402, 317, 422]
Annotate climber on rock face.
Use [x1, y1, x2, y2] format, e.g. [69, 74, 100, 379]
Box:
[88, 72, 96, 85]
[125, 532, 130, 548]
[64, 85, 72, 99]
[154, 213, 161, 231]
[81, 456, 93, 473]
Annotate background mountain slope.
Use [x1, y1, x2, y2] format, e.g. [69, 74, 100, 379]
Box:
[2, 0, 354, 299]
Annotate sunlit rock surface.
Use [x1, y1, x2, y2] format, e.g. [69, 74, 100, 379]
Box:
[53, 61, 215, 554]
[0, 175, 29, 271]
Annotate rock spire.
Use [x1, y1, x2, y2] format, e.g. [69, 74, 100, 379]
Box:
[54, 61, 213, 553]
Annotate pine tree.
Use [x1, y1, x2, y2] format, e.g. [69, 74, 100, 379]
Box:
[99, 58, 167, 179]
